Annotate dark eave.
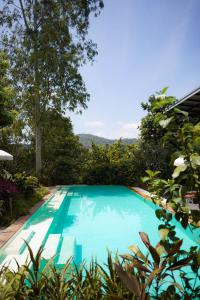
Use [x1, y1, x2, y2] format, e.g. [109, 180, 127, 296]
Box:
[169, 86, 200, 117]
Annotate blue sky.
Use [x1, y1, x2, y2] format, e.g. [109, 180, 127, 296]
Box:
[70, 0, 200, 139]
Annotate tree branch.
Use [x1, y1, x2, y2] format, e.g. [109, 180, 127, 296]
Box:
[19, 0, 30, 31]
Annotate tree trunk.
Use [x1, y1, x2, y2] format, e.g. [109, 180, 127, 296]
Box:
[33, 0, 42, 176]
[35, 94, 42, 175]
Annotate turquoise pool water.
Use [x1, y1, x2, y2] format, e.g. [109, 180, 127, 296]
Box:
[0, 185, 199, 270]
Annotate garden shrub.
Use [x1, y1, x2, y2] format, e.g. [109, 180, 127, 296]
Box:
[0, 170, 47, 226]
[14, 172, 39, 196]
[0, 179, 18, 217]
[0, 223, 199, 299]
[83, 142, 139, 185]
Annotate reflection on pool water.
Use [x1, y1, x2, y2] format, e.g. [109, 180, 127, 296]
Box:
[0, 185, 199, 271]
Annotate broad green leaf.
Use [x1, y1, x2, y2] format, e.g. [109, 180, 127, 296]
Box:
[173, 108, 188, 117]
[172, 165, 187, 179]
[156, 244, 167, 256]
[171, 197, 182, 204]
[141, 176, 150, 183]
[159, 228, 169, 240]
[193, 122, 200, 135]
[190, 154, 200, 166]
[146, 170, 160, 177]
[159, 117, 173, 128]
[161, 86, 168, 94]
[194, 136, 200, 145]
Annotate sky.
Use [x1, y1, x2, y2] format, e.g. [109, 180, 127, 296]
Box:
[70, 0, 200, 139]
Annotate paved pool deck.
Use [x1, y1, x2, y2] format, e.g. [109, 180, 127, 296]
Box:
[0, 186, 58, 248]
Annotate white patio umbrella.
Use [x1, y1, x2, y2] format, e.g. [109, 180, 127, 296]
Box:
[0, 150, 13, 161]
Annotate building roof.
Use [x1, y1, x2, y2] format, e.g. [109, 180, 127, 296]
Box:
[169, 86, 200, 116]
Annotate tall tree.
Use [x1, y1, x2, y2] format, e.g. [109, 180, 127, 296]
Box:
[0, 0, 103, 174]
[0, 51, 15, 131]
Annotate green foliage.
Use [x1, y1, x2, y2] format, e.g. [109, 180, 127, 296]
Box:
[137, 90, 200, 298]
[78, 133, 137, 148]
[141, 99, 200, 227]
[0, 170, 47, 226]
[0, 185, 48, 226]
[39, 110, 88, 185]
[14, 172, 39, 195]
[0, 0, 104, 173]
[83, 141, 139, 185]
[138, 90, 178, 179]
[0, 51, 15, 130]
[116, 231, 199, 299]
[0, 235, 199, 299]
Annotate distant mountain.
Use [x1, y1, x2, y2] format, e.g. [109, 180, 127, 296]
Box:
[78, 134, 137, 148]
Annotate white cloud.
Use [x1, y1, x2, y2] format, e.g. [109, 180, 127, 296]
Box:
[78, 121, 140, 139]
[118, 122, 140, 138]
[122, 123, 140, 130]
[84, 121, 104, 128]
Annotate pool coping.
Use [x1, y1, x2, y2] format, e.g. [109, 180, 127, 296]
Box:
[129, 186, 175, 213]
[0, 186, 59, 249]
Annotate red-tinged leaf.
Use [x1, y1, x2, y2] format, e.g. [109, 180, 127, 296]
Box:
[148, 244, 160, 265]
[166, 239, 183, 256]
[129, 259, 151, 273]
[139, 232, 150, 245]
[139, 233, 160, 265]
[172, 282, 184, 293]
[129, 244, 146, 261]
[115, 263, 141, 296]
[167, 257, 191, 271]
[120, 254, 133, 261]
[144, 268, 162, 289]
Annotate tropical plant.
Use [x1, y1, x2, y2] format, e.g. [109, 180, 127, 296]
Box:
[0, 233, 199, 299]
[0, 170, 47, 226]
[0, 179, 18, 217]
[14, 172, 39, 195]
[115, 230, 199, 299]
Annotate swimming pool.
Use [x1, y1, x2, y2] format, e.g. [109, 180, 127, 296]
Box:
[0, 185, 199, 270]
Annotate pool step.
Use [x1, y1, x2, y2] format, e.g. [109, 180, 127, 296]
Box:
[1, 221, 52, 271]
[57, 236, 76, 265]
[42, 234, 61, 260]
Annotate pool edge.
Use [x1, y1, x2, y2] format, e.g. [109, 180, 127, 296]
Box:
[0, 186, 59, 249]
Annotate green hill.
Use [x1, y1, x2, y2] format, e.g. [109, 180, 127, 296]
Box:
[78, 134, 137, 148]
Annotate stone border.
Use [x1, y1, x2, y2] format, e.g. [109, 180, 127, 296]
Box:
[129, 186, 174, 213]
[0, 186, 58, 249]
[129, 186, 152, 201]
